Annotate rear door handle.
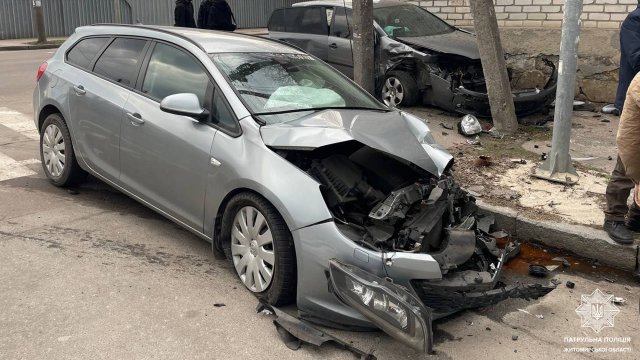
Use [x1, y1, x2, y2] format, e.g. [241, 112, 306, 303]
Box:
[329, 43, 338, 49]
[127, 112, 145, 125]
[73, 85, 86, 96]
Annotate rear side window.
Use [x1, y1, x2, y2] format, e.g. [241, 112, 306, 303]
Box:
[268, 9, 285, 32]
[141, 43, 211, 104]
[285, 7, 327, 35]
[93, 37, 147, 87]
[66, 37, 109, 69]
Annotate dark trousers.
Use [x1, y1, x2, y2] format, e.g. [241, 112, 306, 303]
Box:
[605, 156, 640, 222]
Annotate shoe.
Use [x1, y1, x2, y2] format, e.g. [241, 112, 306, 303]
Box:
[603, 221, 635, 244]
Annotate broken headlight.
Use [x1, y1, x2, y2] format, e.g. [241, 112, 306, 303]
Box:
[329, 259, 433, 353]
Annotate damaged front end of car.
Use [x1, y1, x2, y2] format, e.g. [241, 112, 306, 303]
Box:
[261, 110, 555, 352]
[377, 36, 558, 117]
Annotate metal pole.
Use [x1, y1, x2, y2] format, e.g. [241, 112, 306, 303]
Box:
[352, 0, 375, 95]
[32, 0, 47, 43]
[532, 0, 582, 185]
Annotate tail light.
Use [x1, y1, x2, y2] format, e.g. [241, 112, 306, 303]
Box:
[36, 62, 48, 81]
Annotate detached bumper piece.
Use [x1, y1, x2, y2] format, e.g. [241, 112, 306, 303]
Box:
[257, 302, 377, 360]
[411, 280, 556, 315]
[329, 259, 434, 353]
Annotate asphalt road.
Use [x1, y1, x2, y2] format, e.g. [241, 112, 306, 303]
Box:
[1, 49, 639, 359]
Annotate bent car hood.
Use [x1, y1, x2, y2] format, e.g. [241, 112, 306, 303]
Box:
[397, 30, 480, 59]
[260, 109, 453, 177]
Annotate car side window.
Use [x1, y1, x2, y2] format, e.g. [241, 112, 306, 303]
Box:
[268, 9, 285, 32]
[66, 37, 109, 69]
[93, 37, 147, 87]
[286, 7, 327, 35]
[141, 43, 211, 105]
[331, 7, 353, 39]
[211, 88, 240, 134]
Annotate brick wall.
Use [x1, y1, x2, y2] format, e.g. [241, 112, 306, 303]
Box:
[409, 0, 638, 28]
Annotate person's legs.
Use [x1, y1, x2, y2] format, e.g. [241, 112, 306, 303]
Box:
[604, 156, 635, 244]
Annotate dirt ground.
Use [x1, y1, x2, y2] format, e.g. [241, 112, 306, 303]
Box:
[405, 105, 620, 227]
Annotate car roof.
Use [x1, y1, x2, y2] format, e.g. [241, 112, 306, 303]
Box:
[76, 24, 303, 54]
[293, 0, 406, 8]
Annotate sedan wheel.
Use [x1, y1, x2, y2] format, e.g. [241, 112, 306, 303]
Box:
[42, 124, 65, 178]
[381, 71, 419, 107]
[231, 206, 275, 292]
[382, 77, 405, 107]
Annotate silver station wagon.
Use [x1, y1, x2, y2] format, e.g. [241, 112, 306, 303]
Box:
[33, 25, 553, 352]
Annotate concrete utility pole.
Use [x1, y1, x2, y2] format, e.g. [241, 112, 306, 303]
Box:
[470, 0, 517, 134]
[32, 0, 47, 44]
[532, 0, 582, 185]
[352, 0, 375, 95]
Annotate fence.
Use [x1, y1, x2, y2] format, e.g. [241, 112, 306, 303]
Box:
[0, 0, 299, 40]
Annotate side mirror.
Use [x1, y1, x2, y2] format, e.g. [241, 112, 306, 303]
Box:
[160, 93, 209, 120]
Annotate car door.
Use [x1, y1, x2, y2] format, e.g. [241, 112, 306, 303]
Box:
[327, 6, 354, 78]
[277, 6, 329, 61]
[66, 36, 149, 182]
[119, 41, 219, 231]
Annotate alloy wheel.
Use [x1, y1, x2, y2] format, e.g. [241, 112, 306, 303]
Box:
[231, 206, 275, 292]
[42, 124, 66, 178]
[382, 76, 405, 107]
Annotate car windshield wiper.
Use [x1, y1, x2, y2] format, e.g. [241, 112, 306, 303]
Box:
[253, 106, 390, 116]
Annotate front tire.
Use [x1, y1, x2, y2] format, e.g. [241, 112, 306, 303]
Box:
[39, 113, 86, 187]
[221, 192, 296, 306]
[381, 70, 419, 107]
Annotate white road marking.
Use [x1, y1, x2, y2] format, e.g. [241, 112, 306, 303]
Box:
[0, 107, 39, 140]
[0, 153, 39, 182]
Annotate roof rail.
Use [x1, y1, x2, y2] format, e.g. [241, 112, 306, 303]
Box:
[88, 23, 205, 53]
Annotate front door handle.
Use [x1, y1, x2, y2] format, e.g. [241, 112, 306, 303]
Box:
[73, 85, 86, 96]
[329, 43, 338, 49]
[127, 112, 145, 125]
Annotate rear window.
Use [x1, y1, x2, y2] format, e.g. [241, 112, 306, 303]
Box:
[93, 37, 147, 87]
[66, 37, 109, 69]
[268, 9, 285, 32]
[274, 7, 327, 35]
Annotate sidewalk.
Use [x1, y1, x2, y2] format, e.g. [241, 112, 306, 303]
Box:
[406, 106, 640, 275]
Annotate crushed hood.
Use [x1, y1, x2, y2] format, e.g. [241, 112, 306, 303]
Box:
[260, 109, 453, 177]
[397, 30, 480, 60]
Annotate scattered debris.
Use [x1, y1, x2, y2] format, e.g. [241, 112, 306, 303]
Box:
[551, 278, 562, 286]
[545, 265, 559, 272]
[487, 127, 503, 139]
[458, 114, 482, 136]
[529, 264, 549, 278]
[603, 277, 615, 283]
[613, 297, 626, 305]
[440, 122, 454, 130]
[601, 104, 619, 115]
[510, 159, 527, 164]
[486, 327, 491, 331]
[466, 136, 481, 146]
[552, 257, 571, 268]
[536, 314, 544, 319]
[512, 335, 519, 341]
[541, 152, 548, 161]
[600, 118, 610, 123]
[533, 144, 539, 149]
[608, 156, 613, 161]
[566, 281, 576, 289]
[213, 303, 226, 307]
[257, 302, 378, 359]
[475, 155, 493, 167]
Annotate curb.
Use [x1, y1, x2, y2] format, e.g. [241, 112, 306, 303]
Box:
[0, 44, 60, 51]
[477, 201, 640, 274]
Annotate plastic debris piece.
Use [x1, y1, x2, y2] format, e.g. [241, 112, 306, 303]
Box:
[458, 115, 482, 136]
[566, 281, 575, 289]
[552, 257, 571, 268]
[512, 335, 519, 341]
[603, 277, 615, 283]
[487, 127, 504, 139]
[601, 104, 619, 115]
[545, 265, 559, 272]
[528, 264, 549, 278]
[213, 303, 226, 307]
[466, 136, 481, 146]
[510, 159, 527, 164]
[613, 297, 626, 305]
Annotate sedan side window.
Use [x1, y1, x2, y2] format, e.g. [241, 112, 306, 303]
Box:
[287, 7, 327, 35]
[141, 43, 210, 105]
[331, 7, 353, 39]
[66, 37, 109, 69]
[212, 89, 240, 134]
[93, 37, 147, 87]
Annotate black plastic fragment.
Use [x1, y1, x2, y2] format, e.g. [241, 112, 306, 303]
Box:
[528, 264, 549, 278]
[566, 281, 575, 289]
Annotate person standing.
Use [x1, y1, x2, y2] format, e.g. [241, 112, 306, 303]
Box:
[604, 5, 640, 244]
[174, 0, 196, 28]
[199, 0, 236, 31]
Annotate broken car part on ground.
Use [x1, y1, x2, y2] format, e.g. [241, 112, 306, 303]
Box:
[268, 1, 557, 116]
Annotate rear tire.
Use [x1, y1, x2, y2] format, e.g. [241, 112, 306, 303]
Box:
[221, 192, 297, 306]
[381, 70, 419, 107]
[39, 113, 86, 187]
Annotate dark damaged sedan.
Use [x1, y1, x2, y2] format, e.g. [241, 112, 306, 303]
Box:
[268, 0, 557, 117]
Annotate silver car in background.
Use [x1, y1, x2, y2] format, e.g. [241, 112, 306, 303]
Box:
[34, 25, 553, 352]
